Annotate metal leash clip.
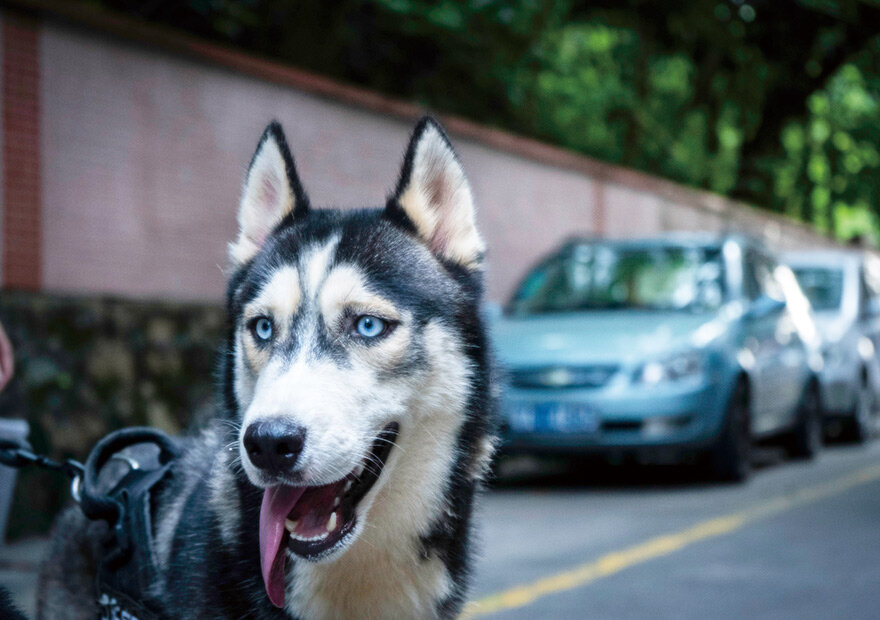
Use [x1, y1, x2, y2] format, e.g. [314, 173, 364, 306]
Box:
[0, 437, 86, 502]
[70, 471, 83, 504]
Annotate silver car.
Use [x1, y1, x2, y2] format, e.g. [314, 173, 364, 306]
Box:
[786, 250, 880, 442]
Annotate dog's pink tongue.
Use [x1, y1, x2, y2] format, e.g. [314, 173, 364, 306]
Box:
[259, 485, 306, 608]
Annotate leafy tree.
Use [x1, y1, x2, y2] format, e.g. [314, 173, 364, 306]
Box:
[771, 47, 880, 240]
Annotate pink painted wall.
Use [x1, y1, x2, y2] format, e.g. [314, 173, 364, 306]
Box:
[0, 22, 4, 280]
[25, 19, 835, 304]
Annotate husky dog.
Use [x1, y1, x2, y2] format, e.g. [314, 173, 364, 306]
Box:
[38, 117, 496, 619]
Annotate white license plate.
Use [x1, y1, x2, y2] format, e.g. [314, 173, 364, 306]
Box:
[508, 402, 599, 434]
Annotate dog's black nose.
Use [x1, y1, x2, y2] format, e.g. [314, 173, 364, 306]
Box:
[243, 419, 307, 474]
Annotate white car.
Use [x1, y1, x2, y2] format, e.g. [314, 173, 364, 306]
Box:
[785, 250, 880, 442]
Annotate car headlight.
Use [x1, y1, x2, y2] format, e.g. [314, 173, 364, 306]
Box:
[636, 350, 705, 385]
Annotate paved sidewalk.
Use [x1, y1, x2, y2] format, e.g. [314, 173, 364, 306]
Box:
[1, 537, 47, 617]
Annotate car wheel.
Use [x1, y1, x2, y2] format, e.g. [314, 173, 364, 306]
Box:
[709, 380, 751, 482]
[786, 382, 822, 460]
[845, 375, 873, 444]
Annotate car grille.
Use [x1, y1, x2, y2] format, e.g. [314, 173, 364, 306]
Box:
[509, 365, 619, 389]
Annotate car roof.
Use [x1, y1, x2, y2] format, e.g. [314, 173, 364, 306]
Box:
[564, 231, 762, 251]
[782, 249, 864, 269]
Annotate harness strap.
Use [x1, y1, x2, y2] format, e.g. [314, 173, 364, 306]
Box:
[97, 587, 161, 620]
[81, 427, 180, 619]
[80, 428, 179, 567]
[95, 461, 174, 619]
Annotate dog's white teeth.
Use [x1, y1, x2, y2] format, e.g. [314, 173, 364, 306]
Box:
[333, 496, 340, 508]
[354, 464, 365, 477]
[327, 512, 337, 532]
[344, 480, 353, 493]
[291, 531, 329, 542]
[285, 518, 298, 533]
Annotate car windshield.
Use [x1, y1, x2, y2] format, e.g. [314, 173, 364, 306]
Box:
[508, 242, 725, 316]
[791, 267, 844, 311]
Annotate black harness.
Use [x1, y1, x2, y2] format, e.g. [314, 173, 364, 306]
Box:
[1, 427, 179, 619]
[81, 428, 180, 620]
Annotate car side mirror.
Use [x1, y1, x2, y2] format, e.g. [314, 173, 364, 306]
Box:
[746, 295, 786, 320]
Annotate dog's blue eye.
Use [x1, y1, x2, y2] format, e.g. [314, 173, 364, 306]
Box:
[355, 315, 385, 338]
[253, 317, 273, 341]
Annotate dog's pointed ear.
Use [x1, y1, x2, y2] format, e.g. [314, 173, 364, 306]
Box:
[229, 121, 309, 266]
[386, 117, 484, 270]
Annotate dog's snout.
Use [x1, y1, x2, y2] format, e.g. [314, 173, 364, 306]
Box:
[243, 419, 307, 474]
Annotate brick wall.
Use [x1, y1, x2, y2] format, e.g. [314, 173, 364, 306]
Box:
[2, 14, 40, 290]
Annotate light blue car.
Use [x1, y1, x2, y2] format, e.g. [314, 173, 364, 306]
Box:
[492, 234, 823, 481]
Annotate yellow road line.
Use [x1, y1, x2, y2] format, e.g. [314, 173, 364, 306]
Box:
[462, 464, 880, 618]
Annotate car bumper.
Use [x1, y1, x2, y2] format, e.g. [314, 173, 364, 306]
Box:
[499, 377, 730, 455]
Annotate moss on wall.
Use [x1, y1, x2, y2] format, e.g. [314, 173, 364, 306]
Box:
[0, 291, 226, 539]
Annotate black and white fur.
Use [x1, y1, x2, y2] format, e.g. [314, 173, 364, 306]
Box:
[38, 117, 496, 619]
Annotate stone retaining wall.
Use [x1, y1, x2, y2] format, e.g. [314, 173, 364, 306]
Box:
[0, 292, 224, 538]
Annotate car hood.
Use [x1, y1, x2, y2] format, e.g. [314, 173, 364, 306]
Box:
[492, 310, 722, 367]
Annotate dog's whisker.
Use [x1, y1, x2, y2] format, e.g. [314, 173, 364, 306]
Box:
[372, 437, 405, 454]
[216, 419, 243, 432]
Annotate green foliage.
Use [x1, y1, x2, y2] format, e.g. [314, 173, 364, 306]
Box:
[95, 0, 880, 240]
[524, 21, 746, 195]
[770, 46, 880, 240]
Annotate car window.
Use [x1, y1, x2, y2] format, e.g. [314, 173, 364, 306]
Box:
[742, 250, 763, 301]
[776, 264, 820, 344]
[508, 243, 725, 316]
[857, 257, 880, 317]
[859, 268, 871, 315]
[747, 251, 784, 302]
[791, 267, 844, 311]
[863, 257, 880, 305]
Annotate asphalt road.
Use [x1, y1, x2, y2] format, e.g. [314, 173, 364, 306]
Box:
[465, 440, 880, 619]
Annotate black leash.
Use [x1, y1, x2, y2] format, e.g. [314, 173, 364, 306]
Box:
[0, 436, 85, 501]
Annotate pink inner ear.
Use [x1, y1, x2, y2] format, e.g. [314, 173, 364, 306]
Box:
[247, 171, 283, 248]
[424, 167, 455, 257]
[258, 173, 280, 213]
[425, 168, 450, 209]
